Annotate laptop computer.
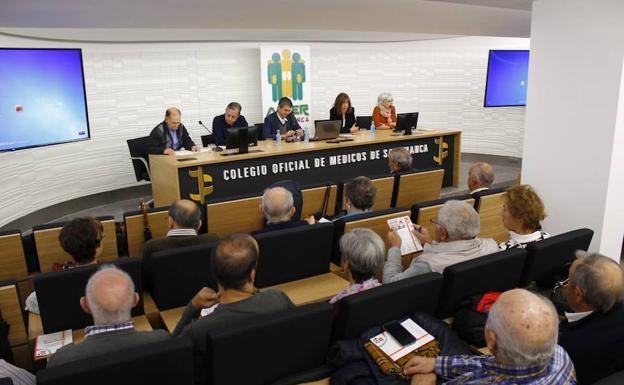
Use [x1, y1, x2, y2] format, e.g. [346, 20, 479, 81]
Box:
[310, 119, 341, 141]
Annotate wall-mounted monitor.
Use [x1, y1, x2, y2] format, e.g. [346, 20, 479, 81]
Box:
[0, 48, 90, 152]
[484, 50, 529, 107]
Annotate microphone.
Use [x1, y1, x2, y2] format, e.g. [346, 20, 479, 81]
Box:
[198, 120, 223, 152]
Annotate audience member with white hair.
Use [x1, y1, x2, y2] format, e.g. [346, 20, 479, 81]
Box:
[47, 266, 169, 366]
[467, 162, 494, 195]
[383, 200, 498, 283]
[558, 251, 624, 385]
[388, 147, 415, 174]
[252, 186, 308, 235]
[372, 92, 397, 130]
[403, 289, 576, 385]
[330, 228, 385, 304]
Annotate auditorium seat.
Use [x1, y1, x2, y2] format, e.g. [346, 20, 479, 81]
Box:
[300, 183, 338, 218]
[592, 370, 624, 385]
[149, 242, 218, 311]
[332, 272, 443, 340]
[393, 168, 445, 208]
[0, 230, 28, 281]
[0, 281, 30, 370]
[204, 302, 333, 385]
[369, 175, 396, 211]
[36, 338, 194, 385]
[206, 195, 264, 236]
[410, 194, 475, 237]
[126, 136, 152, 182]
[32, 216, 119, 273]
[473, 187, 509, 243]
[519, 228, 594, 288]
[436, 248, 527, 319]
[253, 223, 333, 288]
[123, 206, 170, 258]
[33, 258, 144, 333]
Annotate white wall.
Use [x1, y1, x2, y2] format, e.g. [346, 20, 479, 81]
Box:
[0, 34, 529, 227]
[522, 0, 624, 259]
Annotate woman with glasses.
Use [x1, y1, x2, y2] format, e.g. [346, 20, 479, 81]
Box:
[498, 184, 551, 250]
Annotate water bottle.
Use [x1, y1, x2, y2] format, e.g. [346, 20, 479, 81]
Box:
[370, 121, 376, 138]
[303, 127, 309, 143]
[275, 131, 282, 145]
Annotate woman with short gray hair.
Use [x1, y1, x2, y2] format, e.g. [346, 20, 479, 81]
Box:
[372, 92, 397, 130]
[330, 228, 385, 304]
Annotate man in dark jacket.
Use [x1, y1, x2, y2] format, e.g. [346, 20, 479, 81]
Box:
[212, 102, 249, 146]
[558, 251, 624, 385]
[147, 107, 197, 155]
[263, 97, 302, 140]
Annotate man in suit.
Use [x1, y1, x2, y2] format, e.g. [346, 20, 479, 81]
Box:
[252, 187, 308, 235]
[467, 162, 494, 195]
[388, 147, 415, 174]
[212, 102, 249, 146]
[142, 199, 218, 290]
[558, 251, 624, 385]
[47, 266, 170, 366]
[263, 97, 302, 140]
[147, 107, 197, 155]
[173, 234, 294, 384]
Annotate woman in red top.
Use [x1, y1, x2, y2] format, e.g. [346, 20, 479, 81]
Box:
[372, 92, 396, 130]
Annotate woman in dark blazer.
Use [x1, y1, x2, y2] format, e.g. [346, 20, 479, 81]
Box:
[329, 93, 359, 133]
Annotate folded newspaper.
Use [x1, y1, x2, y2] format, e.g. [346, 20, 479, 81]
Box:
[387, 216, 423, 255]
[34, 330, 73, 360]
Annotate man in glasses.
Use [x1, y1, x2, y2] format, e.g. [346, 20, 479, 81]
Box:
[557, 251, 624, 385]
[384, 200, 498, 283]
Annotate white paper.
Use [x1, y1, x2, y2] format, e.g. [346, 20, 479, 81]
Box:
[370, 319, 435, 361]
[318, 217, 332, 223]
[387, 216, 423, 255]
[34, 330, 73, 360]
[174, 150, 194, 156]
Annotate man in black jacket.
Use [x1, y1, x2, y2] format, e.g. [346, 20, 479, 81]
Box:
[558, 251, 624, 385]
[147, 107, 197, 155]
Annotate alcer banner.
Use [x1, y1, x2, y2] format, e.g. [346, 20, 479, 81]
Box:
[260, 45, 312, 132]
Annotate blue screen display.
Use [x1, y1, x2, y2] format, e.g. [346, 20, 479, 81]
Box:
[0, 48, 90, 152]
[484, 50, 529, 107]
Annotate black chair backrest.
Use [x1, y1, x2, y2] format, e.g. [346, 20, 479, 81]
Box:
[205, 302, 333, 385]
[356, 116, 372, 130]
[519, 228, 594, 288]
[36, 338, 194, 385]
[255, 123, 265, 140]
[254, 223, 333, 288]
[332, 272, 443, 341]
[436, 248, 527, 318]
[34, 258, 144, 333]
[126, 136, 150, 182]
[150, 242, 218, 311]
[592, 370, 624, 385]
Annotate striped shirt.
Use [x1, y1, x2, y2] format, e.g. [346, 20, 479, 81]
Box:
[435, 345, 576, 385]
[0, 359, 35, 385]
[84, 320, 135, 338]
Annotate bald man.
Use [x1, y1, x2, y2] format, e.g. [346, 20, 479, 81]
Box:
[403, 289, 575, 385]
[142, 199, 218, 290]
[147, 107, 198, 155]
[47, 266, 169, 367]
[467, 162, 494, 195]
[251, 186, 308, 235]
[558, 251, 624, 384]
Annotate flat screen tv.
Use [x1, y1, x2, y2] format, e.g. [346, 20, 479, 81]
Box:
[484, 50, 529, 107]
[0, 48, 90, 152]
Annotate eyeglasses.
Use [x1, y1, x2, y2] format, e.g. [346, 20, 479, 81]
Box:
[553, 277, 570, 295]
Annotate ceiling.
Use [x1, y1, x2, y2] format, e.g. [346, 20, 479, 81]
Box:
[0, 0, 532, 42]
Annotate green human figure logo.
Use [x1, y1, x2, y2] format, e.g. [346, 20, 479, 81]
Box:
[267, 53, 282, 102]
[291, 52, 305, 101]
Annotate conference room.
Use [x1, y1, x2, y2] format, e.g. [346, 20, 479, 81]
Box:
[1, 1, 623, 385]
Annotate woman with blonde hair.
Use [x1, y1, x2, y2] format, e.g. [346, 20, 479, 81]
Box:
[499, 184, 551, 250]
[371, 92, 396, 130]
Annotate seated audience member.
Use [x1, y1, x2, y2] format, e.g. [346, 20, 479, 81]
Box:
[402, 289, 575, 385]
[263, 97, 303, 140]
[329, 92, 358, 134]
[383, 200, 498, 283]
[336, 176, 377, 219]
[558, 251, 624, 385]
[212, 102, 249, 146]
[172, 234, 294, 382]
[252, 187, 308, 235]
[499, 184, 551, 250]
[0, 359, 35, 385]
[147, 107, 197, 155]
[467, 162, 494, 195]
[330, 228, 385, 304]
[388, 147, 414, 173]
[141, 199, 218, 289]
[371, 92, 396, 130]
[47, 266, 170, 366]
[26, 217, 103, 314]
[268, 179, 303, 221]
